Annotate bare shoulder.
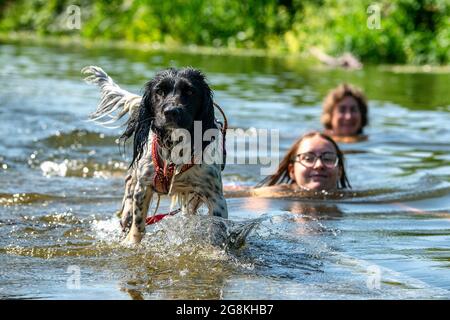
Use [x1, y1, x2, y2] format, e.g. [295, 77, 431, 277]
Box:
[223, 185, 253, 198]
[223, 184, 294, 198]
[253, 184, 292, 196]
[329, 134, 368, 143]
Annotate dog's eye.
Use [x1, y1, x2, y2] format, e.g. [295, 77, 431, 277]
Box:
[186, 89, 193, 96]
[156, 89, 165, 97]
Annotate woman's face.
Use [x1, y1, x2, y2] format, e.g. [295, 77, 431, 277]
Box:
[288, 136, 341, 191]
[331, 96, 362, 136]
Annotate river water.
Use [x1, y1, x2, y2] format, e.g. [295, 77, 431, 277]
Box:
[0, 42, 449, 299]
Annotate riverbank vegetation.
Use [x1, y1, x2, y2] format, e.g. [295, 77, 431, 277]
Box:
[0, 0, 448, 65]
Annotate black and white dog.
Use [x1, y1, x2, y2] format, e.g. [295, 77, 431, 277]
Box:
[82, 66, 228, 244]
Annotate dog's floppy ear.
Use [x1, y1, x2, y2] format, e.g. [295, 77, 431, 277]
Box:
[188, 68, 215, 130]
[120, 79, 156, 167]
[200, 84, 216, 130]
[186, 68, 227, 169]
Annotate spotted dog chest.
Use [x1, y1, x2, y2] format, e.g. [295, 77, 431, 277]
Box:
[169, 164, 223, 198]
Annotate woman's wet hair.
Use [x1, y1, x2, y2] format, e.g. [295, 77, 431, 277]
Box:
[321, 83, 368, 134]
[258, 131, 351, 189]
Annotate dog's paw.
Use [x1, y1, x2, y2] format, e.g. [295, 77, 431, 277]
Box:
[122, 229, 144, 245]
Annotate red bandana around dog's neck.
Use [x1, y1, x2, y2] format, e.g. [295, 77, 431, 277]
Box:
[151, 136, 194, 194]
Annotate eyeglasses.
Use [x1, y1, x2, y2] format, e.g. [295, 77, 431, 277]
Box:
[294, 152, 339, 168]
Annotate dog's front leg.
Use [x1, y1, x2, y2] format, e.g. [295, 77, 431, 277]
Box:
[124, 156, 154, 244]
[125, 181, 153, 244]
[117, 173, 136, 232]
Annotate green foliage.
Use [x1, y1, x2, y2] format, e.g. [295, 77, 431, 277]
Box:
[0, 0, 448, 64]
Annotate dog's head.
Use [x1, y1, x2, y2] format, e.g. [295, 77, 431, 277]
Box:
[122, 67, 217, 166]
[148, 68, 215, 133]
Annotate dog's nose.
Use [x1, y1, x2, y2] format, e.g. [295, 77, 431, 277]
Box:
[164, 107, 180, 120]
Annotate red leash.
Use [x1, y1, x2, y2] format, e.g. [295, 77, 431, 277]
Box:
[145, 208, 181, 225]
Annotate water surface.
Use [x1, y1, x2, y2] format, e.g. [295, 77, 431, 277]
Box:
[0, 43, 449, 299]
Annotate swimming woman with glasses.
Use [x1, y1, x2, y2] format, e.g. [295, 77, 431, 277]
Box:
[224, 131, 351, 198]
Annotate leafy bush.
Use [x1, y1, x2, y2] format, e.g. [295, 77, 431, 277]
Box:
[0, 0, 448, 64]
